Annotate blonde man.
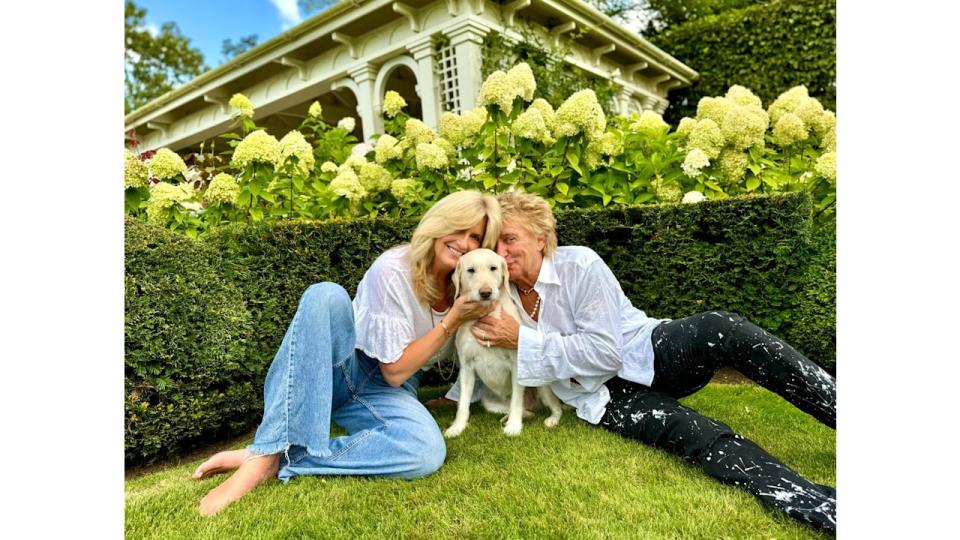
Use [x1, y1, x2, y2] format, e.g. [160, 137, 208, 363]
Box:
[468, 190, 837, 532]
[193, 190, 500, 516]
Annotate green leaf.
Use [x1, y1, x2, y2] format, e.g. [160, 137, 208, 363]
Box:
[746, 177, 761, 191]
[704, 180, 723, 192]
[556, 182, 569, 195]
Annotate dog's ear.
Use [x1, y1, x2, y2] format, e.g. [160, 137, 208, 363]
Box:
[452, 255, 464, 298]
[499, 255, 509, 292]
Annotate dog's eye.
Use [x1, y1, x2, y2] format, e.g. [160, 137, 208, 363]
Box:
[466, 267, 475, 273]
[490, 266, 498, 271]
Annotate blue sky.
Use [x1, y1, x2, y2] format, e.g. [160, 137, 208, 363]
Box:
[136, 0, 320, 68]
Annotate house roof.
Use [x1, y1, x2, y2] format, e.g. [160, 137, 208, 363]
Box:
[125, 0, 697, 132]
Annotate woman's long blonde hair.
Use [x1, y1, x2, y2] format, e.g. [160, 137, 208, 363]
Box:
[409, 190, 501, 307]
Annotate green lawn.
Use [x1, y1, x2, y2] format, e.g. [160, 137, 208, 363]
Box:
[125, 383, 835, 539]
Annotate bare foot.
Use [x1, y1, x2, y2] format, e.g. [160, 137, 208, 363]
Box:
[192, 449, 249, 479]
[199, 454, 280, 517]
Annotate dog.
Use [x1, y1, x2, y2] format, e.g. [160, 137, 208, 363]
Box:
[444, 248, 563, 437]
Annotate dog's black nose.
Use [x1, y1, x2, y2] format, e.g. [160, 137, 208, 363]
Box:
[479, 290, 492, 299]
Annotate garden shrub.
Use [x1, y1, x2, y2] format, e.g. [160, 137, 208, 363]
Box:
[125, 217, 255, 464]
[651, 0, 836, 124]
[125, 193, 834, 463]
[783, 220, 835, 372]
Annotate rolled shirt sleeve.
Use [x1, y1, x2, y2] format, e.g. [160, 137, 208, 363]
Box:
[516, 258, 624, 387]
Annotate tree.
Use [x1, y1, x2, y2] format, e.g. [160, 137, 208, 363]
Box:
[222, 34, 259, 61]
[640, 0, 769, 35]
[297, 0, 338, 16]
[125, 0, 206, 114]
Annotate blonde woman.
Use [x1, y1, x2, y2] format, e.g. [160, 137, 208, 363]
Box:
[192, 190, 501, 516]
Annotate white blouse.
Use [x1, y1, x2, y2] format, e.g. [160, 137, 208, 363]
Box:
[352, 245, 455, 368]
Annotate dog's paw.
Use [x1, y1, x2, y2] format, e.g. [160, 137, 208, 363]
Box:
[444, 423, 466, 438]
[544, 415, 560, 428]
[503, 420, 523, 437]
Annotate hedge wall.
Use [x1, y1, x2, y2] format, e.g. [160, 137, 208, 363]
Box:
[651, 0, 836, 124]
[125, 193, 834, 464]
[125, 219, 256, 463]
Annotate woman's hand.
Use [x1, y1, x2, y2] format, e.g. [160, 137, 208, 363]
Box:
[448, 294, 497, 326]
[471, 312, 520, 350]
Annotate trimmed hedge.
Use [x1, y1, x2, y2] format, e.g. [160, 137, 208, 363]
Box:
[783, 221, 836, 371]
[651, 0, 836, 124]
[124, 193, 834, 464]
[125, 218, 256, 463]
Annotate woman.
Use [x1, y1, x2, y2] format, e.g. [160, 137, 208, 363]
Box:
[192, 190, 501, 516]
[467, 190, 837, 532]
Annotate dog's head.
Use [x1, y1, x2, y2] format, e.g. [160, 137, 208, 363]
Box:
[452, 248, 510, 302]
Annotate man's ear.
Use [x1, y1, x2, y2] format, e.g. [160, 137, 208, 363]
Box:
[499, 256, 509, 292]
[452, 256, 464, 298]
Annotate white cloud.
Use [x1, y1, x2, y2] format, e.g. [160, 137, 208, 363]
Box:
[269, 0, 302, 30]
[136, 22, 160, 37]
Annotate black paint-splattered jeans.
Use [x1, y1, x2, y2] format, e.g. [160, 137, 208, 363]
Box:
[599, 311, 837, 533]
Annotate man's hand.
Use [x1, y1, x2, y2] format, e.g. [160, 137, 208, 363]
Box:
[471, 312, 520, 350]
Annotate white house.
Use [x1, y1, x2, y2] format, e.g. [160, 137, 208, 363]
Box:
[124, 0, 697, 152]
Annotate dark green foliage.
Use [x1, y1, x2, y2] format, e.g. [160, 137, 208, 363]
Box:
[650, 0, 836, 124]
[557, 193, 814, 341]
[125, 217, 255, 464]
[640, 0, 769, 35]
[783, 220, 835, 372]
[125, 194, 835, 462]
[205, 217, 418, 378]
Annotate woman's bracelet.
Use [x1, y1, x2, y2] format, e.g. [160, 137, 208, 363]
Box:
[440, 319, 451, 337]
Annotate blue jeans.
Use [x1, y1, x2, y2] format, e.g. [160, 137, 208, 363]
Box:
[247, 282, 446, 482]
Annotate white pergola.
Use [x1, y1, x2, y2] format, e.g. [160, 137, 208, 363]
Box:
[124, 0, 698, 151]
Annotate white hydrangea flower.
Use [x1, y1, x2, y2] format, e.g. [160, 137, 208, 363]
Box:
[552, 89, 606, 141]
[233, 130, 282, 169]
[337, 117, 356, 132]
[815, 151, 836, 182]
[229, 93, 254, 117]
[682, 148, 711, 178]
[149, 148, 188, 181]
[279, 130, 315, 174]
[374, 134, 403, 163]
[682, 190, 706, 204]
[415, 142, 448, 171]
[320, 161, 338, 173]
[383, 91, 407, 118]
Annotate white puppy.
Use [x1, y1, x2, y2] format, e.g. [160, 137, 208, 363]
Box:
[444, 248, 563, 437]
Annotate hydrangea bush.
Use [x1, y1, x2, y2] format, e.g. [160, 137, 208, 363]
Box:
[124, 64, 837, 236]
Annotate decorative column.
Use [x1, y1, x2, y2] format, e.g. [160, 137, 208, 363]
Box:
[408, 36, 440, 130]
[347, 63, 382, 141]
[446, 20, 489, 112]
[618, 88, 633, 117]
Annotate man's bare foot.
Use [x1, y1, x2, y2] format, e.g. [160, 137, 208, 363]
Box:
[199, 453, 280, 517]
[192, 449, 249, 479]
